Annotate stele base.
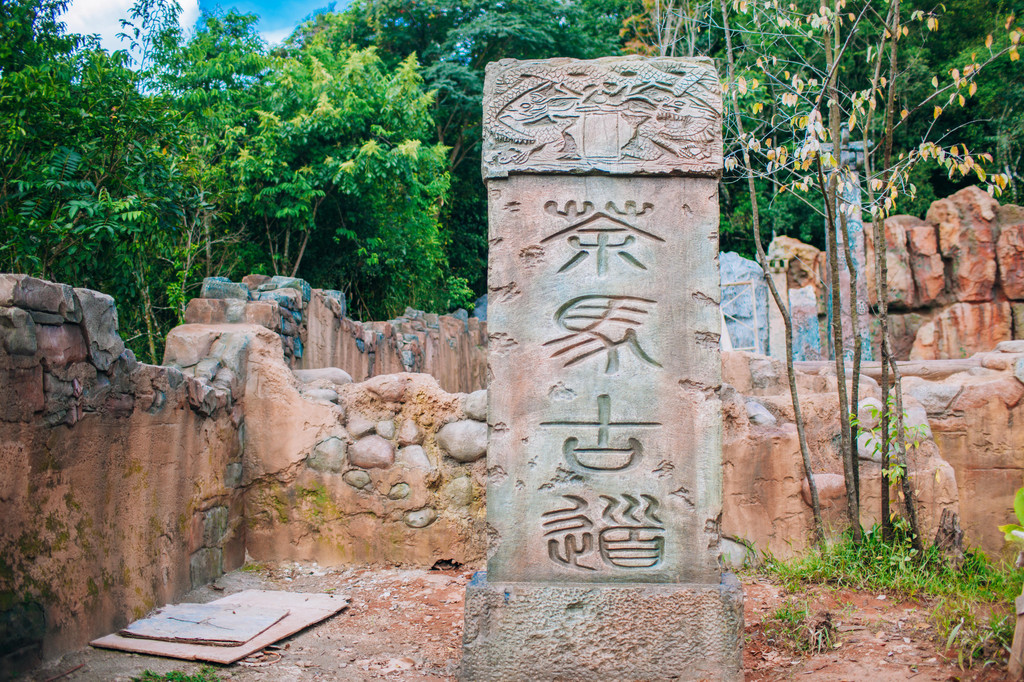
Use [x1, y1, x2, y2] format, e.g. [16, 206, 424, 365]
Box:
[460, 571, 744, 681]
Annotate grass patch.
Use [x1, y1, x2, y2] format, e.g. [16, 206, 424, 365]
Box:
[762, 520, 1024, 668]
[131, 667, 222, 682]
[762, 598, 836, 654]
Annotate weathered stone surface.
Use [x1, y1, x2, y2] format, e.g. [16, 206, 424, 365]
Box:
[302, 388, 338, 403]
[202, 506, 229, 547]
[744, 399, 776, 426]
[482, 57, 722, 178]
[800, 473, 846, 508]
[461, 573, 744, 681]
[346, 413, 376, 438]
[997, 340, 1024, 353]
[388, 483, 411, 500]
[260, 275, 312, 302]
[343, 470, 372, 490]
[307, 437, 346, 472]
[720, 251, 768, 353]
[364, 373, 411, 402]
[463, 390, 487, 421]
[376, 419, 396, 439]
[0, 364, 44, 421]
[74, 288, 124, 372]
[997, 223, 1024, 300]
[905, 381, 962, 416]
[241, 274, 272, 290]
[200, 277, 250, 301]
[404, 507, 437, 528]
[397, 444, 432, 469]
[397, 419, 423, 445]
[927, 186, 998, 302]
[35, 324, 88, 369]
[906, 221, 944, 306]
[348, 435, 395, 469]
[910, 301, 1011, 360]
[0, 275, 76, 318]
[293, 367, 353, 385]
[189, 548, 223, 588]
[163, 326, 215, 368]
[436, 419, 487, 463]
[0, 306, 37, 355]
[865, 215, 918, 308]
[445, 477, 475, 507]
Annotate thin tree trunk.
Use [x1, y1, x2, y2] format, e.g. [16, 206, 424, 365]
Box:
[722, 0, 824, 542]
[823, 5, 861, 542]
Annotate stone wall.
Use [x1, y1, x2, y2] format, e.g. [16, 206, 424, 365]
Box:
[770, 185, 1024, 360]
[185, 276, 487, 393]
[8, 273, 1024, 674]
[0, 276, 246, 675]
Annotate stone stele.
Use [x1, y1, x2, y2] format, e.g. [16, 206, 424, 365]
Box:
[462, 56, 743, 681]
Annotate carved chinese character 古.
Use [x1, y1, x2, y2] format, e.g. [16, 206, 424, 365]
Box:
[541, 394, 660, 472]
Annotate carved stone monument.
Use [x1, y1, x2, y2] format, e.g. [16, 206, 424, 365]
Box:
[461, 56, 743, 680]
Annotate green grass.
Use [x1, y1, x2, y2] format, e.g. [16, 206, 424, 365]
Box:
[131, 668, 222, 682]
[761, 520, 1024, 668]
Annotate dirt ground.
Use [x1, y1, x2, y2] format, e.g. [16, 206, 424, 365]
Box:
[25, 562, 1012, 681]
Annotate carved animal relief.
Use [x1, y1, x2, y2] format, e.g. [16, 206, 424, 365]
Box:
[482, 57, 722, 177]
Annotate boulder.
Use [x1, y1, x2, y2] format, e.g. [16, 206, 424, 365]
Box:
[910, 301, 1011, 360]
[241, 274, 272, 290]
[404, 508, 437, 528]
[397, 445, 432, 469]
[376, 420, 396, 439]
[244, 301, 282, 330]
[744, 399, 776, 426]
[0, 275, 78, 319]
[926, 186, 998, 302]
[436, 419, 488, 462]
[346, 413, 376, 438]
[343, 470, 372, 490]
[445, 477, 475, 507]
[259, 276, 312, 302]
[293, 367, 353, 385]
[997, 223, 1024, 300]
[463, 390, 487, 421]
[364, 373, 411, 402]
[349, 435, 395, 469]
[303, 388, 338, 403]
[906, 221, 945, 306]
[74, 288, 124, 372]
[0, 307, 37, 356]
[397, 419, 423, 446]
[163, 326, 216, 368]
[388, 483, 411, 500]
[200, 277, 250, 301]
[307, 437, 347, 472]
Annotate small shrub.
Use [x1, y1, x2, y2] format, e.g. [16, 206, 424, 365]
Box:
[762, 599, 835, 654]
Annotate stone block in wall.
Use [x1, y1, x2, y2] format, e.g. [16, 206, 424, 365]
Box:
[259, 276, 311, 302]
[308, 437, 347, 472]
[242, 274, 272, 290]
[200, 277, 250, 301]
[997, 222, 1024, 299]
[436, 419, 487, 463]
[256, 288, 302, 311]
[35, 324, 88, 369]
[885, 311, 932, 361]
[0, 274, 80, 321]
[927, 185, 999, 302]
[910, 301, 1011, 360]
[0, 306, 37, 355]
[163, 326, 218, 368]
[75, 288, 124, 372]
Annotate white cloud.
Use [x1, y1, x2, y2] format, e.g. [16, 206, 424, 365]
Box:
[63, 0, 200, 53]
[262, 26, 293, 46]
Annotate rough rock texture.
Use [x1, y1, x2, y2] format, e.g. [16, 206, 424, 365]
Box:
[928, 186, 999, 302]
[461, 573, 743, 681]
[436, 419, 488, 463]
[906, 221, 945, 307]
[910, 301, 1011, 360]
[865, 215, 918, 308]
[768, 236, 825, 301]
[997, 222, 1024, 299]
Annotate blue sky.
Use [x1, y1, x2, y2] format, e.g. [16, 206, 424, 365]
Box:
[63, 0, 348, 52]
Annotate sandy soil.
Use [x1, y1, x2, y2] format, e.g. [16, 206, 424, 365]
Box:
[26, 562, 1012, 681]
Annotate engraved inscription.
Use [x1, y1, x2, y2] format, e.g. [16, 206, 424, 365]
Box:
[541, 493, 666, 570]
[542, 200, 663, 276]
[544, 296, 661, 373]
[540, 394, 660, 472]
[483, 57, 722, 177]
